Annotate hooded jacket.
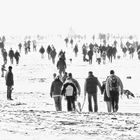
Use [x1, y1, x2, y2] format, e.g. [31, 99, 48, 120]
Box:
[61, 79, 77, 97]
[105, 74, 123, 98]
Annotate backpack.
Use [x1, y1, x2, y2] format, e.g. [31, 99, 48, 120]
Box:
[65, 84, 74, 96]
[109, 75, 118, 91]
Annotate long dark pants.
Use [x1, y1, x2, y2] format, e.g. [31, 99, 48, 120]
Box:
[88, 93, 98, 112]
[110, 90, 119, 112]
[66, 96, 75, 111]
[7, 86, 12, 100]
[53, 96, 62, 111]
[15, 58, 19, 65]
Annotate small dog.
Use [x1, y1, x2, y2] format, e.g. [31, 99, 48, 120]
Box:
[123, 89, 135, 99]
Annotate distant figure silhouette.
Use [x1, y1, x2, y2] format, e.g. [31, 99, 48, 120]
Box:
[39, 46, 45, 58]
[8, 48, 15, 64]
[5, 66, 14, 100]
[14, 50, 20, 65]
[56, 57, 67, 76]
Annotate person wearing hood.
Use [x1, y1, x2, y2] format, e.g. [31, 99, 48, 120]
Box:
[61, 77, 77, 111]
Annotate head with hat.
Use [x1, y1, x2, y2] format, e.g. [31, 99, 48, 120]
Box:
[110, 70, 115, 75]
[8, 66, 12, 72]
[88, 71, 93, 76]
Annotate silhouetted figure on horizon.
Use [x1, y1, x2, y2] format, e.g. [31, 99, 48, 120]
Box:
[39, 46, 45, 58]
[5, 66, 14, 100]
[57, 57, 67, 76]
[14, 50, 20, 65]
[8, 48, 15, 64]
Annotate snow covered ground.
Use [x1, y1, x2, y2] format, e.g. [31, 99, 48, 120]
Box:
[0, 37, 140, 140]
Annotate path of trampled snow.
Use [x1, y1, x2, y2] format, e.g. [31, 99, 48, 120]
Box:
[0, 38, 140, 140]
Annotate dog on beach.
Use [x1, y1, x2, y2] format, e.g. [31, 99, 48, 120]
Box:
[123, 89, 135, 99]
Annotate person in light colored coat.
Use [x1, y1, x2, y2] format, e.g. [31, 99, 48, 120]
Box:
[105, 70, 123, 112]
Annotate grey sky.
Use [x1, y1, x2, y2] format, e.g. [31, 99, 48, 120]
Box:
[0, 0, 139, 35]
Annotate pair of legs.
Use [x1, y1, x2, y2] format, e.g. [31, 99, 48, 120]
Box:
[88, 93, 98, 112]
[110, 91, 119, 112]
[106, 101, 112, 112]
[66, 96, 75, 111]
[7, 86, 13, 100]
[53, 96, 62, 111]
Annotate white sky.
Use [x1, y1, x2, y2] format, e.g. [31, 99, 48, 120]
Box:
[0, 0, 140, 35]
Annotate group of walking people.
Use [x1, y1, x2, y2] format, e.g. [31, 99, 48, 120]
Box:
[50, 70, 123, 113]
[4, 63, 124, 113]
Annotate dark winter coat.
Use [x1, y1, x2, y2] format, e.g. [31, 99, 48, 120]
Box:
[57, 58, 66, 70]
[84, 75, 101, 94]
[9, 50, 14, 58]
[5, 71, 14, 86]
[88, 50, 93, 58]
[39, 47, 45, 54]
[14, 51, 20, 59]
[50, 78, 63, 97]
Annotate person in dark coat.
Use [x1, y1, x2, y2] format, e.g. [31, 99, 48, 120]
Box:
[84, 71, 102, 112]
[87, 49, 93, 64]
[8, 48, 15, 64]
[73, 44, 78, 57]
[5, 66, 14, 100]
[50, 46, 57, 64]
[14, 50, 20, 65]
[18, 43, 22, 53]
[50, 75, 63, 111]
[46, 45, 52, 60]
[56, 57, 67, 76]
[39, 46, 45, 58]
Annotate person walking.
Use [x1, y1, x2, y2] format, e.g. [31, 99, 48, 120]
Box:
[61, 77, 77, 111]
[39, 46, 45, 58]
[56, 57, 67, 76]
[84, 71, 102, 112]
[14, 50, 20, 65]
[105, 70, 123, 112]
[68, 73, 81, 96]
[50, 75, 63, 111]
[5, 66, 14, 100]
[8, 48, 15, 64]
[67, 73, 82, 112]
[101, 79, 111, 112]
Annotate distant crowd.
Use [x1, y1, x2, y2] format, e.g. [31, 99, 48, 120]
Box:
[0, 34, 137, 113]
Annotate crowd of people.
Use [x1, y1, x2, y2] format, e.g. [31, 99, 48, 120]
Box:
[50, 70, 123, 113]
[0, 34, 137, 113]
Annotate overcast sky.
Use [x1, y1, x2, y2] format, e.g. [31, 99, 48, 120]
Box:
[0, 0, 139, 35]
